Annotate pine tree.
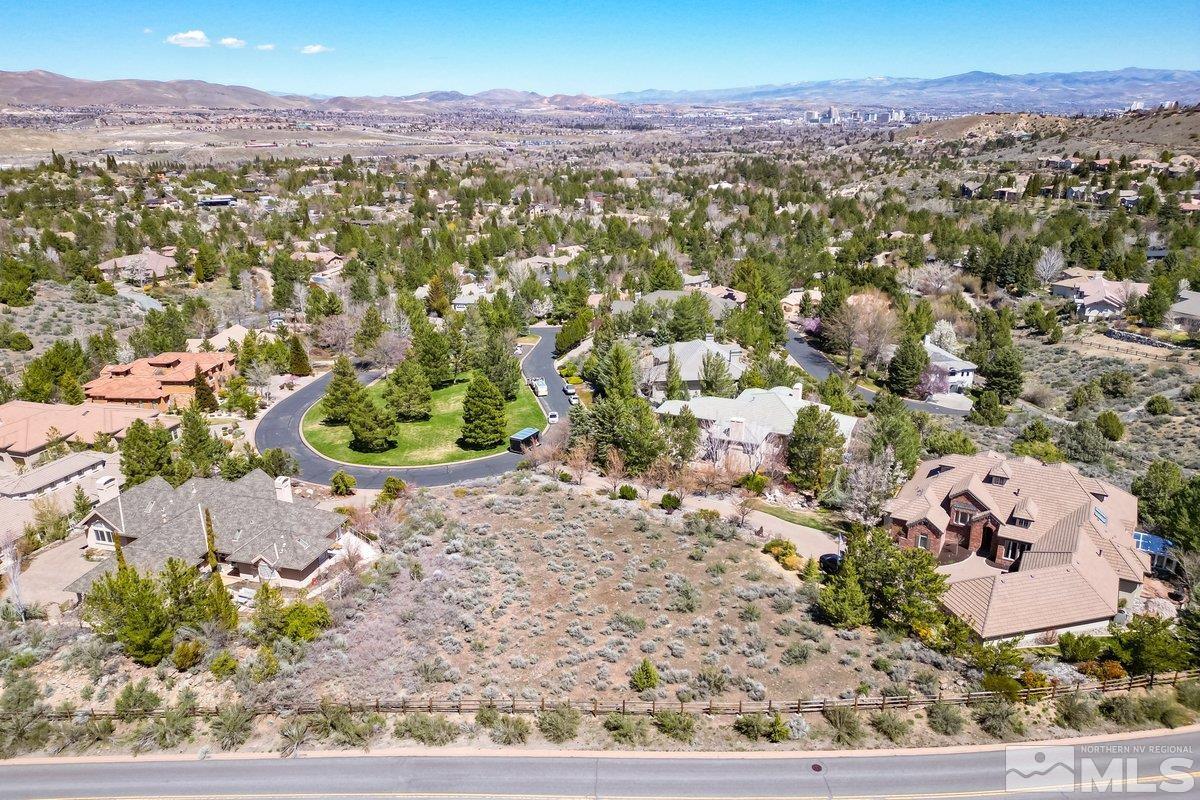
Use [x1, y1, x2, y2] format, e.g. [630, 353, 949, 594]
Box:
[816, 561, 870, 629]
[886, 335, 929, 398]
[288, 335, 312, 377]
[629, 658, 660, 691]
[664, 347, 686, 401]
[787, 405, 846, 495]
[192, 365, 218, 412]
[414, 327, 453, 387]
[348, 397, 394, 452]
[354, 305, 385, 354]
[384, 358, 432, 421]
[119, 419, 173, 487]
[980, 345, 1024, 405]
[180, 402, 221, 475]
[596, 341, 636, 400]
[699, 351, 737, 398]
[478, 331, 521, 402]
[322, 356, 364, 424]
[70, 484, 92, 522]
[57, 372, 85, 405]
[459, 374, 506, 449]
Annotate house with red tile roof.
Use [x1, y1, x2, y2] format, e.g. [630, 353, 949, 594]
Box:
[0, 400, 179, 469]
[84, 352, 236, 411]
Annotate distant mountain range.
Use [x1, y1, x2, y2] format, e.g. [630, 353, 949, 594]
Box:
[1, 67, 1197, 114]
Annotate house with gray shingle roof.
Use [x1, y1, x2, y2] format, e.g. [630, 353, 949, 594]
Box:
[67, 470, 349, 595]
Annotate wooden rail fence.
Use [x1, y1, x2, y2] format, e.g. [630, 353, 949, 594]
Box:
[7, 669, 1197, 722]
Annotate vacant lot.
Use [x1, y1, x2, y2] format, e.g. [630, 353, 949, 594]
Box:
[301, 374, 545, 466]
[0, 281, 139, 374]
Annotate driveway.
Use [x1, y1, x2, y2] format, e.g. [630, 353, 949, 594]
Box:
[4, 534, 95, 613]
[784, 334, 969, 417]
[255, 326, 566, 489]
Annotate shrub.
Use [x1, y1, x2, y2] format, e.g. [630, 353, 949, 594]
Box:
[603, 713, 650, 745]
[870, 711, 911, 743]
[537, 705, 581, 743]
[1077, 660, 1127, 681]
[733, 712, 788, 743]
[208, 704, 254, 751]
[762, 539, 799, 571]
[660, 493, 682, 511]
[630, 658, 660, 691]
[475, 706, 501, 728]
[1099, 694, 1144, 725]
[171, 640, 206, 671]
[822, 707, 863, 746]
[1139, 693, 1193, 729]
[980, 673, 1023, 702]
[395, 713, 459, 746]
[1146, 395, 1173, 416]
[738, 472, 769, 494]
[926, 701, 964, 735]
[1055, 693, 1098, 730]
[330, 470, 357, 496]
[781, 643, 811, 666]
[616, 484, 638, 501]
[115, 679, 162, 720]
[278, 717, 312, 757]
[1058, 632, 1104, 663]
[1176, 680, 1200, 712]
[210, 650, 238, 680]
[151, 705, 196, 749]
[0, 677, 51, 757]
[1094, 411, 1125, 441]
[491, 714, 530, 744]
[652, 710, 696, 742]
[973, 699, 1024, 739]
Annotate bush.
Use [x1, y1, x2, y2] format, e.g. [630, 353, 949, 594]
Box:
[395, 713, 459, 746]
[210, 650, 238, 680]
[1058, 632, 1105, 663]
[537, 705, 581, 743]
[115, 679, 162, 720]
[1139, 693, 1193, 729]
[616, 484, 638, 501]
[973, 699, 1024, 739]
[1094, 411, 1125, 442]
[1176, 680, 1200, 712]
[1055, 693, 1098, 730]
[738, 472, 769, 494]
[733, 712, 788, 743]
[490, 714, 530, 744]
[981, 673, 1023, 702]
[208, 704, 254, 751]
[475, 706, 501, 728]
[1146, 395, 1173, 416]
[660, 493, 682, 511]
[1077, 660, 1127, 681]
[762, 538, 798, 568]
[870, 711, 911, 743]
[603, 713, 650, 745]
[781, 642, 811, 666]
[822, 707, 863, 746]
[330, 470, 357, 496]
[171, 639, 206, 671]
[652, 710, 696, 742]
[1099, 694, 1144, 725]
[926, 701, 964, 735]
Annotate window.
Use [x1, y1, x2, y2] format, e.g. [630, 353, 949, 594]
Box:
[1003, 540, 1031, 561]
[916, 534, 929, 550]
[1012, 517, 1032, 528]
[91, 524, 113, 545]
[953, 509, 972, 525]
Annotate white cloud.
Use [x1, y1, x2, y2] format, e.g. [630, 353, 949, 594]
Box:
[142, 28, 153, 34]
[219, 37, 246, 49]
[255, 43, 276, 51]
[299, 44, 332, 55]
[165, 30, 210, 48]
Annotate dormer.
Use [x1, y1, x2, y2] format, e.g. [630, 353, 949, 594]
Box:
[1010, 496, 1038, 529]
[984, 461, 1011, 486]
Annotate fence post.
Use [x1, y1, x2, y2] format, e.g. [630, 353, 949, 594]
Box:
[1149, 671, 1157, 689]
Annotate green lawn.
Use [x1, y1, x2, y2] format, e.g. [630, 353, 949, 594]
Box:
[750, 500, 842, 534]
[301, 372, 546, 467]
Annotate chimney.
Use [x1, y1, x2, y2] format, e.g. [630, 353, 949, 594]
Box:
[728, 416, 746, 442]
[95, 475, 119, 504]
[704, 333, 715, 343]
[792, 381, 804, 398]
[274, 475, 293, 503]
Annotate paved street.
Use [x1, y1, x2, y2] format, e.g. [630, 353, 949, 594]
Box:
[254, 327, 567, 489]
[784, 334, 969, 417]
[1, 728, 1195, 799]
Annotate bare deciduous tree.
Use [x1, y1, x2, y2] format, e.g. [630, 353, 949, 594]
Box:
[315, 314, 356, 353]
[1034, 246, 1065, 286]
[902, 261, 957, 296]
[604, 448, 627, 494]
[565, 440, 593, 485]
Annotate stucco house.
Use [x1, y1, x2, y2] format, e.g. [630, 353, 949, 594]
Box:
[922, 337, 976, 393]
[0, 400, 179, 469]
[84, 352, 236, 411]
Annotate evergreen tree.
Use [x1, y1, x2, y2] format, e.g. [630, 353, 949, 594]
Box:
[348, 397, 394, 452]
[322, 356, 363, 424]
[664, 404, 700, 464]
[192, 365, 218, 412]
[699, 351, 737, 398]
[478, 331, 522, 402]
[119, 419, 173, 488]
[886, 335, 929, 398]
[413, 327, 453, 387]
[70, 484, 92, 522]
[83, 565, 173, 666]
[57, 373, 85, 405]
[664, 347, 686, 401]
[979, 345, 1024, 405]
[816, 561, 870, 629]
[868, 394, 922, 476]
[596, 341, 637, 400]
[179, 402, 222, 476]
[288, 335, 312, 377]
[459, 374, 506, 449]
[787, 405, 845, 495]
[384, 358, 432, 421]
[354, 305, 385, 354]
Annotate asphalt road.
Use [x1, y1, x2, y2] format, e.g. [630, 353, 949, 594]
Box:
[254, 326, 568, 489]
[784, 334, 969, 418]
[1, 728, 1196, 799]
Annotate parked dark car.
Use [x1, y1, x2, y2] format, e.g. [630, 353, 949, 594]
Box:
[819, 553, 843, 574]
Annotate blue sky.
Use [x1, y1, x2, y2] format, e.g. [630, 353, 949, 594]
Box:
[4, 0, 1199, 96]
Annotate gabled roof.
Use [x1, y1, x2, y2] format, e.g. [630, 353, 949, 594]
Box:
[656, 385, 858, 443]
[0, 401, 179, 457]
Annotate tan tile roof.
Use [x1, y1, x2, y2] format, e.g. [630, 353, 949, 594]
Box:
[944, 563, 1118, 639]
[0, 401, 179, 457]
[84, 352, 234, 403]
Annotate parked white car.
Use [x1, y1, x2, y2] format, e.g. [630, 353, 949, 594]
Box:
[563, 384, 577, 395]
[547, 412, 560, 424]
